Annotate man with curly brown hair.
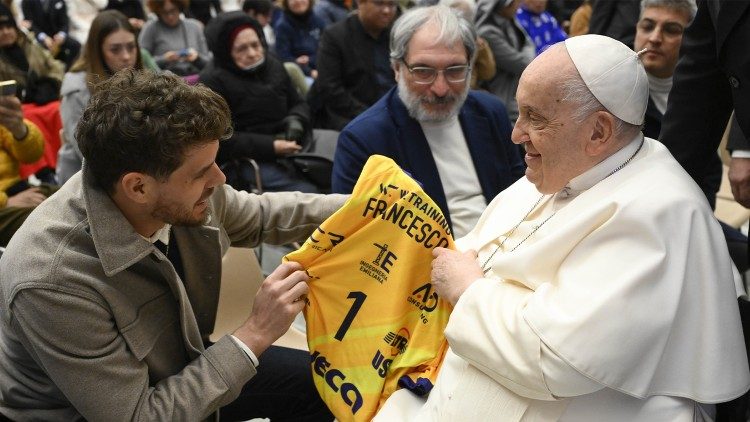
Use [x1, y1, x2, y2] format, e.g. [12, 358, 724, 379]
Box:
[0, 70, 343, 421]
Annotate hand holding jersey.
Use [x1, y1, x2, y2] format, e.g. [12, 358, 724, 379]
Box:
[286, 155, 454, 421]
[233, 261, 310, 357]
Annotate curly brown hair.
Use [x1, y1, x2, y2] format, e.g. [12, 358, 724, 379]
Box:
[77, 70, 233, 193]
[146, 0, 190, 15]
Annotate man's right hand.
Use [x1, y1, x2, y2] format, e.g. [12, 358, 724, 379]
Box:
[729, 157, 750, 208]
[6, 187, 46, 208]
[233, 261, 309, 357]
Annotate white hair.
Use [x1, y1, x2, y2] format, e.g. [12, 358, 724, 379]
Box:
[559, 71, 642, 140]
[390, 5, 477, 64]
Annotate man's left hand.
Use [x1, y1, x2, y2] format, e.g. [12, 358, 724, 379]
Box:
[729, 157, 750, 208]
[431, 247, 483, 306]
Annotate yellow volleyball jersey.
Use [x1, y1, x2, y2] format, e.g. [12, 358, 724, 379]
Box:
[285, 155, 454, 422]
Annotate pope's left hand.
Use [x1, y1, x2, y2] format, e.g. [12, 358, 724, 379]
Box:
[431, 247, 484, 306]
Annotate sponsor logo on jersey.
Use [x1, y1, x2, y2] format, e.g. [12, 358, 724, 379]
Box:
[309, 226, 345, 252]
[311, 350, 364, 415]
[384, 327, 410, 356]
[359, 242, 398, 283]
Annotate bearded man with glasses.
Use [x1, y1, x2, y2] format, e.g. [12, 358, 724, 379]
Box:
[332, 5, 524, 238]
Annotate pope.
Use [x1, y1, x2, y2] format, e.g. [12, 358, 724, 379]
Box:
[375, 34, 750, 421]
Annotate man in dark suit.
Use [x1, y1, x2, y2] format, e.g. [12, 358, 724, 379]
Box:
[21, 0, 80, 69]
[660, 0, 750, 209]
[308, 0, 398, 130]
[332, 5, 524, 238]
[588, 0, 640, 47]
[659, 1, 750, 420]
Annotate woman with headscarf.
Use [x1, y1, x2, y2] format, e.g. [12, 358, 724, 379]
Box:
[138, 0, 210, 76]
[201, 11, 324, 193]
[56, 10, 144, 184]
[0, 3, 63, 105]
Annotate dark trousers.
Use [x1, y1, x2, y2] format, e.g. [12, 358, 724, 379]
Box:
[0, 206, 34, 247]
[220, 345, 333, 422]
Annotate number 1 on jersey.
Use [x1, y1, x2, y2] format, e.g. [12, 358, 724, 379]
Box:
[334, 291, 367, 341]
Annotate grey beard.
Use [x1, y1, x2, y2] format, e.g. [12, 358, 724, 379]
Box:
[397, 73, 469, 123]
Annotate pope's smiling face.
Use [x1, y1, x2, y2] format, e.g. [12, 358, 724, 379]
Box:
[511, 46, 598, 194]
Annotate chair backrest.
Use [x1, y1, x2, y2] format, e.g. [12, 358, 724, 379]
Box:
[285, 153, 333, 192]
[220, 158, 264, 194]
[209, 247, 308, 350]
[210, 247, 263, 342]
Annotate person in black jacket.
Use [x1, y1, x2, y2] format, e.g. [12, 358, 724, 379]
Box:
[200, 11, 320, 193]
[187, 0, 222, 25]
[588, 0, 639, 47]
[307, 0, 398, 130]
[660, 0, 750, 210]
[105, 0, 147, 31]
[659, 1, 750, 420]
[21, 0, 80, 69]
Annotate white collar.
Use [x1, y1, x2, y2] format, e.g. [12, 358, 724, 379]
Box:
[143, 224, 172, 245]
[556, 133, 644, 201]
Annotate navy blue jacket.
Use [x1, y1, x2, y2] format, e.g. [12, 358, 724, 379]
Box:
[274, 11, 325, 76]
[332, 87, 525, 230]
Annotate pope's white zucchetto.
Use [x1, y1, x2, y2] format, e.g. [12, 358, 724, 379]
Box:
[564, 34, 648, 126]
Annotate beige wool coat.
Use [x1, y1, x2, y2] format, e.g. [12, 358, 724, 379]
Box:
[0, 165, 346, 421]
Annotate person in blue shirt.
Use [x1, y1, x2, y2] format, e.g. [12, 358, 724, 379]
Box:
[516, 0, 567, 55]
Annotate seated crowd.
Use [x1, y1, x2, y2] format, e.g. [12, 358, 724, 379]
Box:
[1, 0, 750, 421]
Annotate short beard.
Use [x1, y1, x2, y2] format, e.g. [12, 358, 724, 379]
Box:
[397, 72, 469, 123]
[151, 188, 214, 227]
[151, 203, 208, 227]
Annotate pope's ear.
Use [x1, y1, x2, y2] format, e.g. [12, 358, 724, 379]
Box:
[119, 172, 155, 204]
[585, 110, 616, 156]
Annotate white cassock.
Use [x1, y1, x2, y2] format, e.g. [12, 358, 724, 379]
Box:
[375, 136, 750, 421]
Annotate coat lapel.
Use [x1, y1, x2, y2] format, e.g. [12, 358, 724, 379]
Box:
[459, 106, 496, 204]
